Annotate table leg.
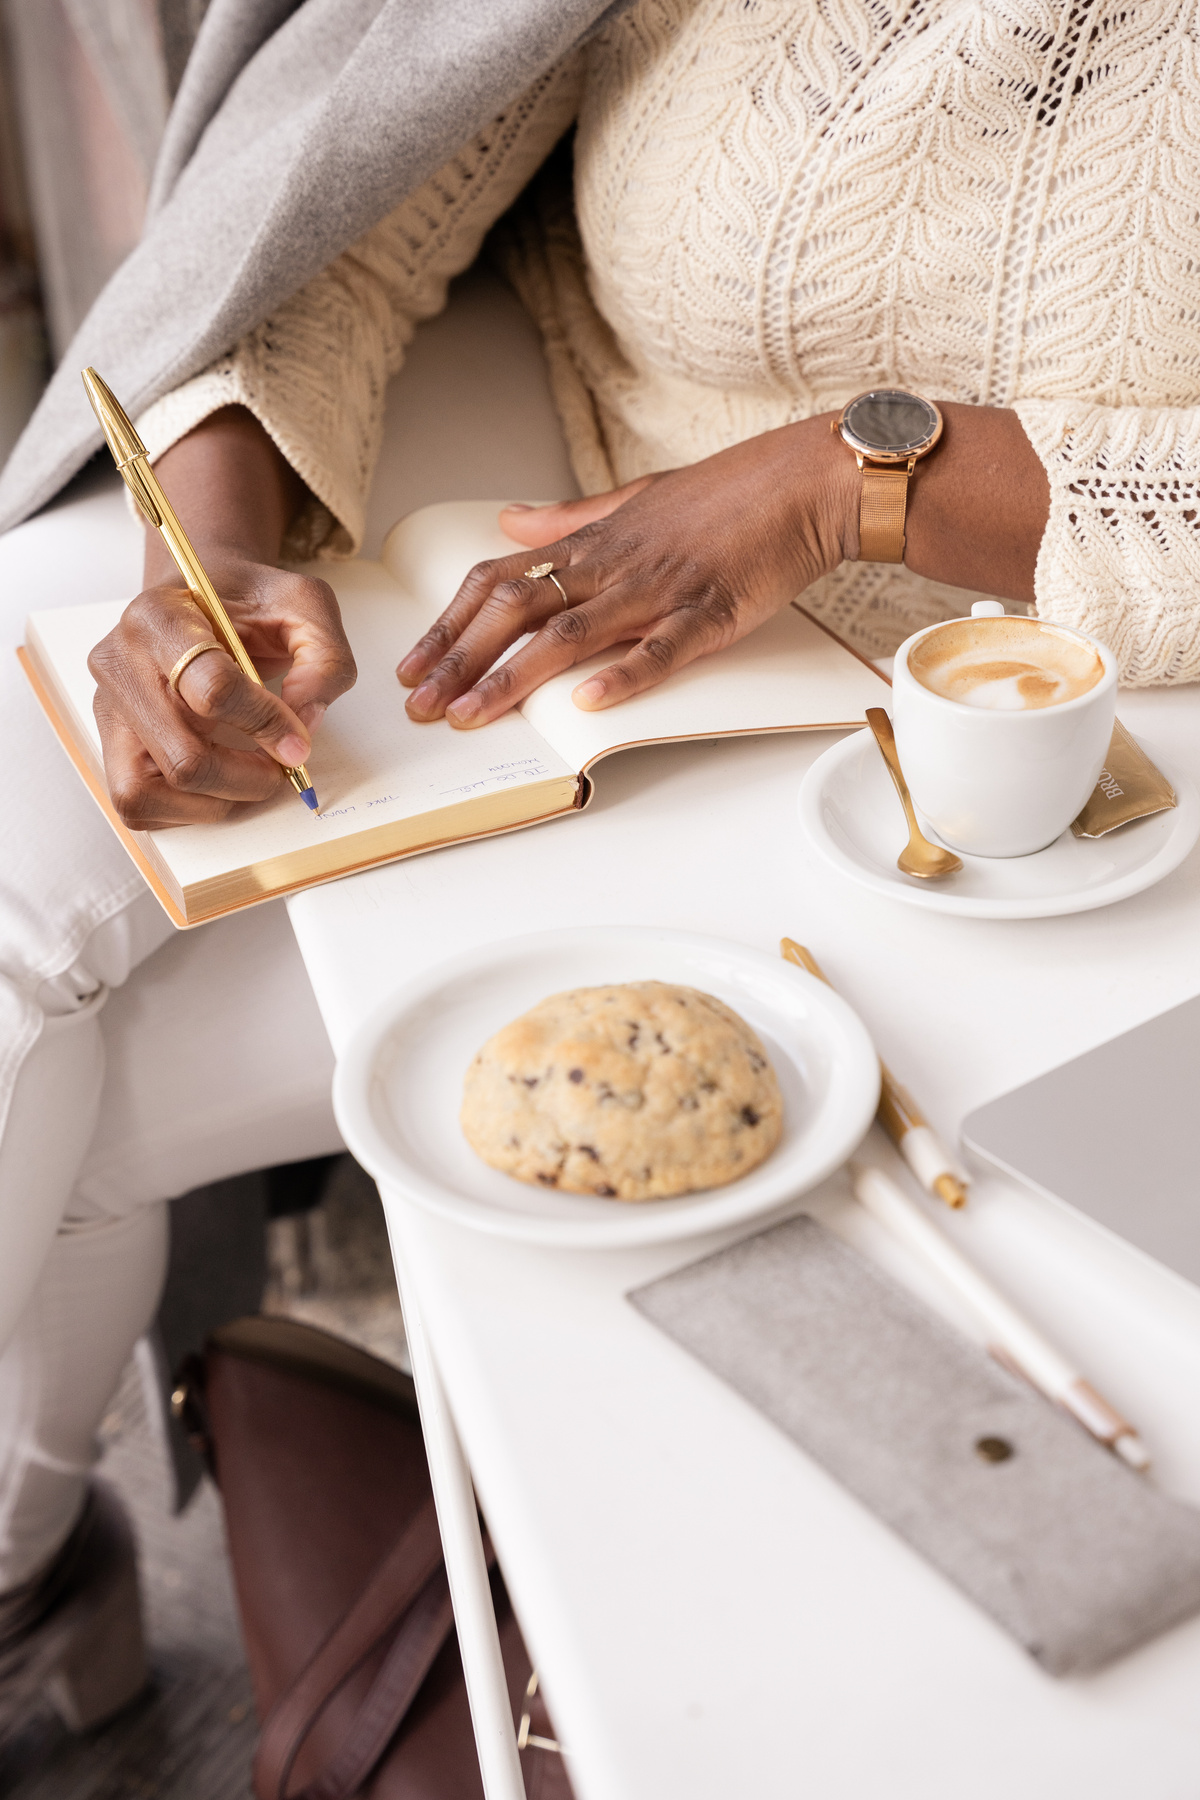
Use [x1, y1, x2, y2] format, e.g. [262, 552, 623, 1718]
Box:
[384, 1187, 528, 1800]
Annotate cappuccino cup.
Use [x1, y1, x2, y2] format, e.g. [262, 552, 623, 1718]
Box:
[891, 606, 1117, 857]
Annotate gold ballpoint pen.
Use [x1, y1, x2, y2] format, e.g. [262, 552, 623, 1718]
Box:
[81, 367, 318, 811]
[781, 937, 969, 1207]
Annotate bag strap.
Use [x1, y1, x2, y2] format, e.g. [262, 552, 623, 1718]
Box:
[279, 1568, 454, 1800]
[254, 1496, 463, 1800]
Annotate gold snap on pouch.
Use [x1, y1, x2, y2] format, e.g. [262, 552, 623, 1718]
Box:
[630, 1214, 1200, 1675]
[1071, 720, 1176, 837]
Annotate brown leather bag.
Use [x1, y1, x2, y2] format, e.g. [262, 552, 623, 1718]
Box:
[175, 1315, 574, 1800]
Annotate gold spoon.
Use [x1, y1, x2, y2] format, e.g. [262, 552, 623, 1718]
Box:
[865, 708, 963, 880]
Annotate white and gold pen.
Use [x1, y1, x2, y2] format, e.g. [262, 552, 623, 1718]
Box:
[81, 366, 318, 812]
[850, 1162, 1151, 1470]
[781, 938, 969, 1207]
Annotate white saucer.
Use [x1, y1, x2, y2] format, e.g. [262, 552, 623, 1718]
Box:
[798, 727, 1200, 919]
[332, 926, 880, 1249]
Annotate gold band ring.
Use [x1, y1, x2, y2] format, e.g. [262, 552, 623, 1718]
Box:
[167, 639, 226, 694]
[524, 561, 569, 608]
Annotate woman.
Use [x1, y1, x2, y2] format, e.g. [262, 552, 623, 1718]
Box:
[3, 0, 1199, 1727]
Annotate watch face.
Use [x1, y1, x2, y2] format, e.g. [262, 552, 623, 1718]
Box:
[841, 389, 941, 457]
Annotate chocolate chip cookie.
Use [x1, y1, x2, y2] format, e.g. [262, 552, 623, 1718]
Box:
[461, 981, 783, 1202]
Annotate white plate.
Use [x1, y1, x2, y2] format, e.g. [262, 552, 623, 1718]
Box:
[332, 927, 880, 1248]
[798, 727, 1200, 919]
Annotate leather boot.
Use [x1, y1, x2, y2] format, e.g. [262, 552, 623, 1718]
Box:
[0, 1480, 148, 1742]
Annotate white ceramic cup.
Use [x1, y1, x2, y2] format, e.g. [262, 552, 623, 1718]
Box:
[891, 606, 1118, 857]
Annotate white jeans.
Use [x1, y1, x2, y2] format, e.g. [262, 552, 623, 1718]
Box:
[0, 266, 576, 1589]
[0, 472, 348, 1585]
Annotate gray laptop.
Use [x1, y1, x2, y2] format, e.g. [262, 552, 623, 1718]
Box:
[961, 994, 1200, 1287]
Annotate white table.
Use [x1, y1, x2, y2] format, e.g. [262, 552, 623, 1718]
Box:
[28, 259, 1196, 1793]
[289, 680, 1200, 1800]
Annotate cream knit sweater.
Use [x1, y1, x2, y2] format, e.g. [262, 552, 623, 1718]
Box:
[138, 0, 1200, 679]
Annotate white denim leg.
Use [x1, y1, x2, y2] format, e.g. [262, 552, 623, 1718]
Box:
[0, 1204, 167, 1586]
[0, 898, 342, 1590]
[0, 468, 172, 1343]
[0, 473, 148, 1110]
[0, 894, 177, 1589]
[0, 895, 177, 1344]
[0, 481, 183, 1584]
[0, 1003, 106, 1347]
[0, 478, 339, 1587]
[75, 897, 342, 1218]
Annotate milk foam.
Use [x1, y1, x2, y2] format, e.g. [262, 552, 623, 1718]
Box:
[909, 618, 1104, 711]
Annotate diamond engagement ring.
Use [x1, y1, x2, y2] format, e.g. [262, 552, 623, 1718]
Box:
[524, 561, 569, 607]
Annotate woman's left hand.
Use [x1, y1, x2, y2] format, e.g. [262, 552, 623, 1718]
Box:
[397, 415, 855, 726]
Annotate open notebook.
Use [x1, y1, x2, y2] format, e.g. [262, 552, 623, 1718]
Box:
[21, 500, 886, 926]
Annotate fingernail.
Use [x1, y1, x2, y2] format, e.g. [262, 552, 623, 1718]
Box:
[573, 678, 606, 708]
[398, 652, 426, 683]
[275, 733, 309, 764]
[446, 691, 483, 724]
[408, 681, 438, 715]
[502, 501, 534, 513]
[297, 702, 326, 733]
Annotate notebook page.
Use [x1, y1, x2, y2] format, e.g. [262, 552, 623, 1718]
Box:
[27, 562, 572, 890]
[521, 604, 886, 773]
[381, 501, 887, 774]
[27, 599, 123, 760]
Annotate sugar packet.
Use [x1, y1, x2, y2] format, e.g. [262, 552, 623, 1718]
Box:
[1071, 720, 1176, 837]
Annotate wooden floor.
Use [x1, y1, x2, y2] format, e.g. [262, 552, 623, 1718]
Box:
[0, 1158, 406, 1799]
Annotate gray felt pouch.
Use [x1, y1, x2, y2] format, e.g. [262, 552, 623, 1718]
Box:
[630, 1214, 1200, 1675]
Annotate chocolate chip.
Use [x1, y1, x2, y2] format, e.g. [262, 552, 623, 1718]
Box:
[536, 1171, 559, 1187]
[576, 1144, 599, 1161]
[741, 1106, 760, 1127]
[626, 1022, 640, 1049]
[655, 1031, 670, 1053]
[568, 1068, 585, 1084]
[596, 1184, 617, 1197]
[680, 1095, 700, 1111]
[522, 1077, 539, 1088]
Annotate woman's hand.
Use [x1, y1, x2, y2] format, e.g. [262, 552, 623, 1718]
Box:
[90, 558, 356, 828]
[89, 407, 356, 829]
[397, 415, 855, 726]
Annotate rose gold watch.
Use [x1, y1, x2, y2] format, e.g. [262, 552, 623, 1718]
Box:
[834, 389, 943, 563]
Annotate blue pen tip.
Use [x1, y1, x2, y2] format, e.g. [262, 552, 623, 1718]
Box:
[300, 786, 319, 811]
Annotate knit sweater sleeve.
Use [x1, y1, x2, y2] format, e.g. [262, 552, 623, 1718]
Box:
[134, 59, 583, 560]
[1013, 399, 1200, 686]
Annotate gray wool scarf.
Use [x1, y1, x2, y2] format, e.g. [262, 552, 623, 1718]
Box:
[0, 0, 628, 535]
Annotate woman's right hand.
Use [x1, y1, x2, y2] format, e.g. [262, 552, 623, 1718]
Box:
[87, 406, 357, 830]
[89, 557, 356, 829]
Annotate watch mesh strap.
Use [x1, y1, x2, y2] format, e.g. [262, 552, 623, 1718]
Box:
[858, 465, 911, 563]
